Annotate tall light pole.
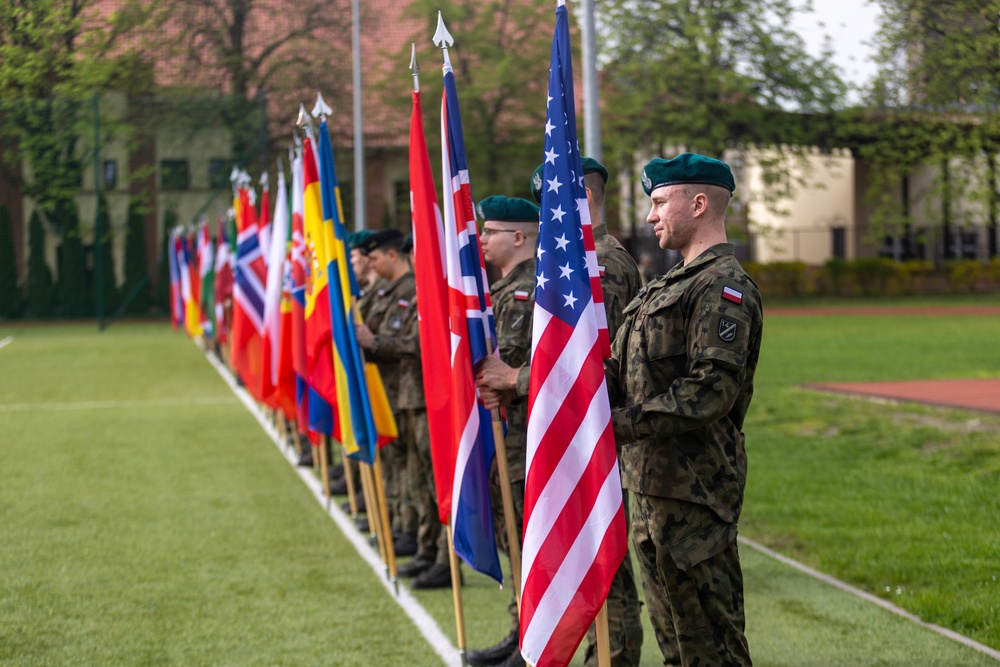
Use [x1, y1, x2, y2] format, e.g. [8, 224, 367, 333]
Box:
[352, 0, 366, 230]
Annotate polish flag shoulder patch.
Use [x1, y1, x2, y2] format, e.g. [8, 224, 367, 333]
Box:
[513, 290, 530, 301]
[721, 285, 743, 304]
[397, 298, 410, 308]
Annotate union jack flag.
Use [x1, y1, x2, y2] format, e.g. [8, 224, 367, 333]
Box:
[519, 4, 626, 666]
[440, 48, 503, 583]
[234, 217, 267, 335]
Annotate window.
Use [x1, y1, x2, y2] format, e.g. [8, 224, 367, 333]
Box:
[103, 160, 117, 190]
[831, 227, 846, 260]
[394, 180, 410, 228]
[209, 159, 230, 189]
[161, 160, 189, 190]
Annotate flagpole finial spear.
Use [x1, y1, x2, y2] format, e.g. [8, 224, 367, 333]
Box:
[311, 92, 332, 121]
[258, 171, 269, 189]
[296, 102, 315, 143]
[410, 43, 419, 93]
[432, 11, 454, 66]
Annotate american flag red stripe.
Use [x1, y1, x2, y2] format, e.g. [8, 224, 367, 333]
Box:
[520, 4, 626, 666]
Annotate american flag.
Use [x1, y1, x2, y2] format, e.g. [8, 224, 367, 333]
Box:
[519, 3, 626, 666]
[440, 45, 503, 583]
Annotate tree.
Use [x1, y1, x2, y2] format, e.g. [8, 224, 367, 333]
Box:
[154, 209, 178, 314]
[94, 195, 119, 318]
[122, 197, 151, 315]
[0, 205, 21, 318]
[0, 0, 157, 235]
[382, 0, 556, 202]
[851, 0, 1000, 259]
[25, 209, 55, 318]
[596, 0, 848, 234]
[56, 203, 90, 317]
[160, 0, 359, 164]
[597, 0, 846, 156]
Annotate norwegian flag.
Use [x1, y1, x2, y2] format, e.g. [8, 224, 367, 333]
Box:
[519, 4, 626, 666]
[232, 186, 268, 401]
[440, 47, 502, 583]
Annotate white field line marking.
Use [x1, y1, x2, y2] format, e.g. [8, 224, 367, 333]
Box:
[203, 350, 462, 667]
[0, 336, 13, 350]
[0, 396, 237, 412]
[739, 536, 1000, 661]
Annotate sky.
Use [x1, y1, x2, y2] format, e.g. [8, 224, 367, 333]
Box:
[789, 0, 884, 92]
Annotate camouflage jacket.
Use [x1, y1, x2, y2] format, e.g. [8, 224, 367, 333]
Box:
[604, 244, 763, 524]
[594, 223, 642, 342]
[514, 224, 641, 397]
[358, 276, 390, 327]
[491, 257, 536, 476]
[364, 272, 417, 413]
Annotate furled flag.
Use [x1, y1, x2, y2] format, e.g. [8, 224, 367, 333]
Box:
[167, 228, 183, 330]
[258, 174, 271, 265]
[440, 38, 502, 583]
[198, 221, 215, 338]
[231, 184, 268, 401]
[269, 167, 297, 421]
[261, 162, 291, 405]
[181, 230, 201, 338]
[214, 215, 234, 345]
[409, 80, 453, 525]
[518, 4, 626, 666]
[315, 112, 396, 462]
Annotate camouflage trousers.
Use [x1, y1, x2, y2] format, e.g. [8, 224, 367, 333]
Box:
[382, 410, 417, 535]
[631, 494, 751, 667]
[583, 492, 644, 667]
[403, 409, 443, 562]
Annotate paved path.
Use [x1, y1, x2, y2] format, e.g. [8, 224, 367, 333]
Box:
[809, 378, 1000, 413]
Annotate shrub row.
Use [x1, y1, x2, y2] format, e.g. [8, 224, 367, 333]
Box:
[743, 258, 1000, 298]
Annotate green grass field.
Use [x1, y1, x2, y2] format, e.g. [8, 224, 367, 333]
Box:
[0, 303, 998, 665]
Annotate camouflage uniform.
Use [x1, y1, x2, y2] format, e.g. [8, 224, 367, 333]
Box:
[364, 272, 418, 536]
[396, 296, 443, 563]
[489, 256, 535, 632]
[605, 243, 763, 667]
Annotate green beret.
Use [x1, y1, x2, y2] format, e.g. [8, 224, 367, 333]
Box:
[348, 229, 375, 251]
[359, 228, 403, 254]
[476, 196, 539, 223]
[640, 153, 735, 196]
[401, 233, 413, 254]
[530, 156, 608, 203]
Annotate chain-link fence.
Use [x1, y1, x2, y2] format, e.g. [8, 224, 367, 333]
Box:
[0, 91, 268, 326]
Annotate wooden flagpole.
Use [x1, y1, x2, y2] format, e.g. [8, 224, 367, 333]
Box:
[342, 449, 359, 518]
[595, 601, 611, 667]
[446, 529, 468, 666]
[319, 434, 331, 508]
[373, 449, 399, 593]
[360, 462, 385, 561]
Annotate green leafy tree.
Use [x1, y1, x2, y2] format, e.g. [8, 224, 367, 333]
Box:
[94, 195, 119, 317]
[597, 0, 846, 156]
[25, 209, 55, 318]
[56, 203, 90, 317]
[850, 0, 1000, 258]
[381, 0, 556, 200]
[155, 209, 178, 314]
[122, 198, 151, 315]
[596, 0, 848, 233]
[0, 0, 158, 237]
[0, 206, 21, 318]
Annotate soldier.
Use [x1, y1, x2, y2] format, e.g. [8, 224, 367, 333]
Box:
[354, 228, 419, 557]
[465, 195, 539, 667]
[476, 158, 644, 667]
[605, 153, 763, 666]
